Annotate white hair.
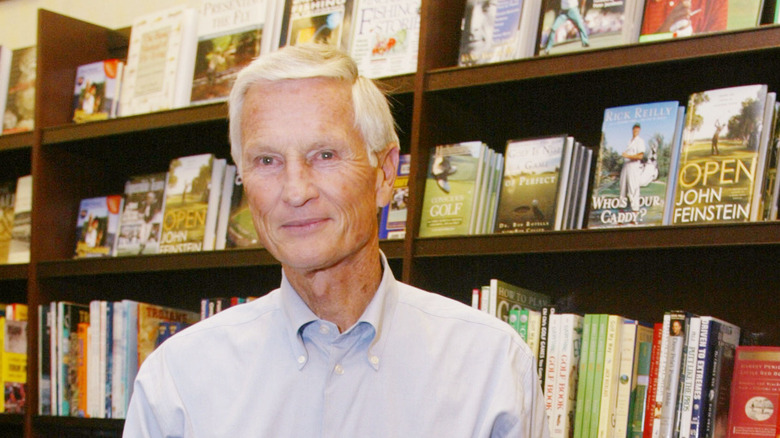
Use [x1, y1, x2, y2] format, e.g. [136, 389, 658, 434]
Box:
[228, 44, 399, 168]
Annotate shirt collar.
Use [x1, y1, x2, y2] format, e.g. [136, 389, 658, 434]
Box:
[280, 250, 398, 371]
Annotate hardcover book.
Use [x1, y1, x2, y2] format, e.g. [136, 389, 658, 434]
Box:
[277, 0, 356, 50]
[71, 59, 124, 123]
[671, 85, 771, 225]
[379, 153, 411, 239]
[1, 317, 27, 413]
[190, 0, 271, 105]
[639, 0, 764, 42]
[537, 0, 643, 56]
[0, 179, 15, 263]
[496, 136, 571, 233]
[0, 45, 12, 134]
[160, 154, 222, 253]
[349, 0, 420, 78]
[73, 195, 124, 258]
[2, 46, 36, 134]
[225, 171, 262, 249]
[419, 141, 487, 237]
[487, 278, 553, 323]
[588, 101, 683, 228]
[134, 302, 200, 368]
[7, 175, 31, 264]
[115, 172, 168, 257]
[726, 346, 780, 438]
[550, 313, 584, 438]
[119, 5, 198, 116]
[457, 0, 531, 66]
[56, 302, 89, 417]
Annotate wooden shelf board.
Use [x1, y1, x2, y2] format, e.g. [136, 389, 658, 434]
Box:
[426, 26, 780, 91]
[36, 240, 404, 278]
[0, 132, 34, 152]
[0, 263, 29, 281]
[413, 222, 780, 257]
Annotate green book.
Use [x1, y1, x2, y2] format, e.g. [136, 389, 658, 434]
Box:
[629, 340, 653, 438]
[585, 314, 609, 438]
[573, 314, 594, 438]
[419, 141, 486, 237]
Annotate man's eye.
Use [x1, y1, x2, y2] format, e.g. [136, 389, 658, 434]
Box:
[260, 156, 274, 165]
[320, 151, 334, 160]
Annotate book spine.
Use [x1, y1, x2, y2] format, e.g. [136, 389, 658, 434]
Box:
[630, 339, 654, 438]
[587, 314, 610, 438]
[545, 313, 562, 432]
[643, 322, 664, 438]
[573, 314, 594, 438]
[676, 316, 702, 438]
[518, 308, 530, 341]
[597, 315, 623, 438]
[615, 320, 639, 438]
[651, 312, 673, 438]
[538, 306, 556, 385]
[527, 309, 542, 359]
[660, 311, 688, 438]
[552, 314, 583, 438]
[688, 318, 714, 438]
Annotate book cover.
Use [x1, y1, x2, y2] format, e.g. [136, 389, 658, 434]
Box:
[488, 278, 553, 323]
[537, 0, 641, 56]
[278, 0, 356, 50]
[7, 175, 31, 264]
[191, 0, 270, 105]
[639, 0, 764, 42]
[160, 153, 218, 253]
[119, 5, 198, 116]
[496, 135, 569, 233]
[671, 84, 769, 225]
[0, 179, 15, 263]
[73, 195, 124, 258]
[418, 141, 486, 237]
[71, 59, 123, 123]
[458, 0, 526, 66]
[726, 347, 780, 438]
[349, 0, 420, 78]
[135, 302, 199, 368]
[116, 172, 168, 257]
[2, 46, 36, 134]
[588, 101, 682, 228]
[379, 153, 411, 239]
[225, 171, 262, 249]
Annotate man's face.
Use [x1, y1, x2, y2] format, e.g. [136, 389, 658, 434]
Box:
[633, 126, 641, 138]
[464, 0, 497, 53]
[239, 78, 392, 272]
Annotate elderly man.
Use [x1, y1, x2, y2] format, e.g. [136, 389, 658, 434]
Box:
[124, 44, 548, 437]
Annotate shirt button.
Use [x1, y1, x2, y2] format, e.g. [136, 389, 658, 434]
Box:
[369, 356, 379, 365]
[298, 355, 306, 364]
[334, 364, 344, 375]
[319, 324, 330, 334]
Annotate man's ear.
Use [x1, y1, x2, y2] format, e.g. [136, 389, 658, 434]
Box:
[375, 144, 400, 208]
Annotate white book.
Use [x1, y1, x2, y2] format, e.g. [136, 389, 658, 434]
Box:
[749, 92, 777, 220]
[215, 164, 237, 250]
[550, 314, 584, 438]
[112, 301, 128, 418]
[203, 158, 227, 251]
[49, 302, 58, 416]
[348, 0, 420, 78]
[0, 45, 12, 133]
[614, 319, 640, 438]
[120, 5, 199, 116]
[554, 137, 575, 230]
[544, 313, 561, 430]
[676, 316, 702, 438]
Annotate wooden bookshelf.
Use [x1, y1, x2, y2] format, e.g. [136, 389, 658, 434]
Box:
[0, 4, 774, 437]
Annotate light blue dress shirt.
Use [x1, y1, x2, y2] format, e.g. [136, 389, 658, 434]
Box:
[123, 253, 550, 437]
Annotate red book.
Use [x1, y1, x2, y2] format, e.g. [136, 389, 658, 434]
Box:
[727, 346, 780, 438]
[643, 322, 664, 438]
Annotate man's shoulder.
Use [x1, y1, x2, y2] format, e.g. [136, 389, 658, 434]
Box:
[395, 282, 521, 339]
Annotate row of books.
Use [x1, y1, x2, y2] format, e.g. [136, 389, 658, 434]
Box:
[0, 303, 28, 414]
[474, 279, 780, 438]
[74, 153, 261, 258]
[458, 0, 773, 66]
[420, 83, 780, 236]
[0, 175, 31, 265]
[39, 300, 200, 418]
